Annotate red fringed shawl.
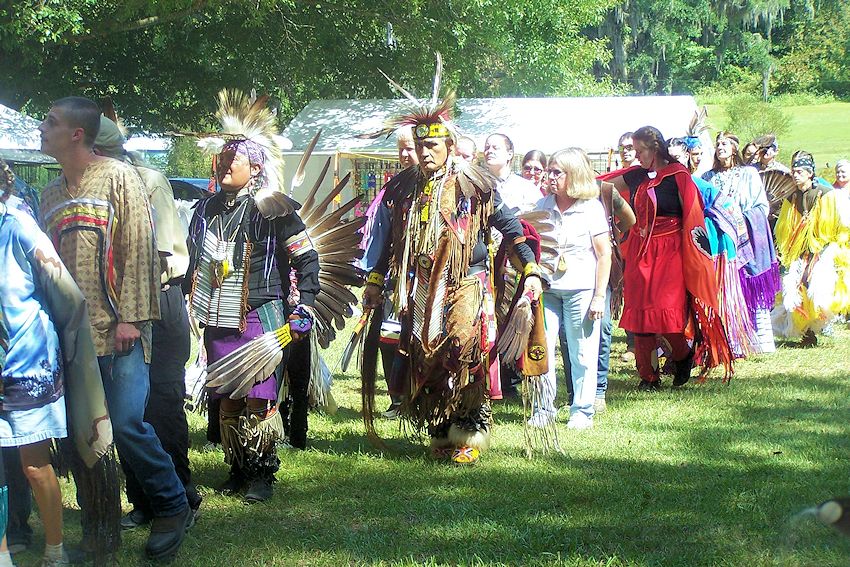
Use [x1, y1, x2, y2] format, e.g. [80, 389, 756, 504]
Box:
[600, 164, 734, 381]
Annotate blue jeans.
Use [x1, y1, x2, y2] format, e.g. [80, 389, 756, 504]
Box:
[564, 287, 611, 400]
[98, 341, 187, 517]
[542, 288, 601, 420]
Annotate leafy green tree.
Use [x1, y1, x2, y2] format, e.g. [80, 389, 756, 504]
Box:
[0, 0, 618, 132]
[724, 94, 792, 143]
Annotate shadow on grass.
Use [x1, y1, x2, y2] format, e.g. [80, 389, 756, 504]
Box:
[168, 449, 850, 567]
[134, 332, 850, 567]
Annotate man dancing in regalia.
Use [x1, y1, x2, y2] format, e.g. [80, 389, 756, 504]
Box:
[360, 56, 543, 464]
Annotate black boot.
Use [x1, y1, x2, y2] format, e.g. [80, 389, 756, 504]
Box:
[242, 448, 279, 504]
[672, 352, 694, 387]
[244, 478, 273, 503]
[144, 505, 192, 561]
[218, 462, 246, 495]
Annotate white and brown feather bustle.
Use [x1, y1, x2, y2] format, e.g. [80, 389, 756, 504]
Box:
[203, 130, 365, 398]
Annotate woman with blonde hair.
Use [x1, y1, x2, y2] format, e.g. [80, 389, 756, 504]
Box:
[529, 148, 611, 430]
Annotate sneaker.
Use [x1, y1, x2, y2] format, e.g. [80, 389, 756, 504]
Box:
[381, 403, 401, 419]
[620, 349, 635, 362]
[527, 410, 556, 429]
[120, 508, 152, 530]
[566, 414, 594, 430]
[637, 379, 661, 392]
[451, 446, 480, 465]
[593, 396, 607, 414]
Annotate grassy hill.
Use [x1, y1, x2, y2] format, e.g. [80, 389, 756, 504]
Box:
[703, 100, 850, 178]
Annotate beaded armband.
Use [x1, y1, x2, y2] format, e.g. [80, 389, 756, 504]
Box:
[523, 262, 542, 278]
[366, 271, 386, 287]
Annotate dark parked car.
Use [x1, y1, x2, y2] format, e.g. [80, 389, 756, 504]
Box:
[169, 178, 213, 229]
[169, 177, 213, 201]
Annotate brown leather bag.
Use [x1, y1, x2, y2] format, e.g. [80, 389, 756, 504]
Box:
[598, 180, 625, 317]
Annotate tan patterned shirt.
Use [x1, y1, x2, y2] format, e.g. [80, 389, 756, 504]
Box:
[40, 157, 160, 360]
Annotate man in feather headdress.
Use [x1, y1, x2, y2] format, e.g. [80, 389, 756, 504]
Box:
[360, 55, 542, 464]
[184, 91, 321, 504]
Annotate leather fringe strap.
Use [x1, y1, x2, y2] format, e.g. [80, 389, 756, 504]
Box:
[60, 438, 121, 566]
[521, 376, 562, 458]
[359, 307, 388, 449]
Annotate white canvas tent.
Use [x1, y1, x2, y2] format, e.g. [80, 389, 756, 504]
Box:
[0, 103, 55, 164]
[280, 95, 713, 203]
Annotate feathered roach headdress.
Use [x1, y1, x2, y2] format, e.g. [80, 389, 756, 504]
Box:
[196, 89, 316, 219]
[685, 106, 708, 151]
[360, 52, 458, 141]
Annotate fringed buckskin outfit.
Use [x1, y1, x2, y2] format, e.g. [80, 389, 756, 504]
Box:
[367, 159, 537, 457]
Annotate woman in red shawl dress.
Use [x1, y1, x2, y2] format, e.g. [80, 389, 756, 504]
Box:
[601, 126, 733, 389]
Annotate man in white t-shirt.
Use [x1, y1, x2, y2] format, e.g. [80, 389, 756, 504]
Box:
[484, 133, 538, 213]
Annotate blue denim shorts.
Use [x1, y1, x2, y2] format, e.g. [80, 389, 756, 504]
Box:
[0, 395, 67, 447]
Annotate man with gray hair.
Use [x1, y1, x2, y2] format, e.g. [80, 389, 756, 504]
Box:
[93, 116, 201, 530]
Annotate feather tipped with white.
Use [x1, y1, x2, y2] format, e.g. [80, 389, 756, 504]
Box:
[206, 325, 293, 398]
[431, 52, 443, 107]
[379, 69, 420, 105]
[197, 137, 225, 153]
[498, 295, 533, 363]
[290, 129, 321, 193]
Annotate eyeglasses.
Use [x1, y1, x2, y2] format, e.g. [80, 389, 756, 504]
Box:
[546, 169, 565, 179]
[619, 145, 634, 152]
[523, 165, 544, 173]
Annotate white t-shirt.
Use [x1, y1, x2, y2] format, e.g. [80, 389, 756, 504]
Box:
[497, 173, 540, 214]
[535, 194, 609, 291]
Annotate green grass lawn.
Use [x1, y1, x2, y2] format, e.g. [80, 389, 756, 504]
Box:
[703, 101, 850, 176]
[14, 323, 850, 566]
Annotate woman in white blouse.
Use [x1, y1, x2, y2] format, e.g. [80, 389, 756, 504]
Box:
[530, 148, 612, 430]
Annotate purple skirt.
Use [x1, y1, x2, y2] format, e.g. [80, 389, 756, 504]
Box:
[204, 309, 278, 400]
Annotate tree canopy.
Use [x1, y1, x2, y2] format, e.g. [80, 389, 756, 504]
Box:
[2, 0, 846, 133]
[0, 0, 617, 131]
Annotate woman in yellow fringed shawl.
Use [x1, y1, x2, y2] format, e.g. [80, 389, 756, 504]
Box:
[772, 151, 850, 345]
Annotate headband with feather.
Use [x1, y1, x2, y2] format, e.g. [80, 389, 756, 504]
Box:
[359, 52, 458, 141]
[685, 106, 708, 150]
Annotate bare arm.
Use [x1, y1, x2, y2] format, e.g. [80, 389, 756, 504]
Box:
[612, 189, 636, 232]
